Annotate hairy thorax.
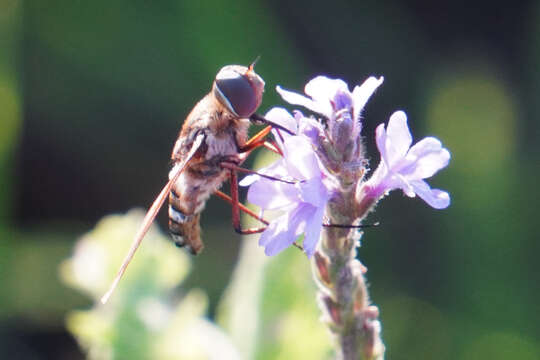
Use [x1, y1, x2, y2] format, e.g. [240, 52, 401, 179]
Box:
[169, 95, 250, 216]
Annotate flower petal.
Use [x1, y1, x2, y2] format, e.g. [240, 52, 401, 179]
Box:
[282, 136, 322, 180]
[406, 136, 443, 159]
[239, 157, 288, 187]
[361, 161, 389, 200]
[409, 179, 451, 209]
[247, 176, 298, 210]
[402, 138, 450, 180]
[298, 176, 329, 207]
[305, 76, 349, 112]
[332, 89, 354, 111]
[298, 115, 324, 144]
[265, 107, 298, 135]
[302, 206, 325, 257]
[260, 205, 308, 256]
[375, 122, 389, 166]
[352, 76, 384, 121]
[276, 85, 328, 117]
[238, 174, 259, 187]
[384, 111, 413, 167]
[394, 173, 416, 197]
[258, 213, 292, 249]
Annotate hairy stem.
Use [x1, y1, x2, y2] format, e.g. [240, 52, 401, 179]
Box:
[312, 189, 385, 360]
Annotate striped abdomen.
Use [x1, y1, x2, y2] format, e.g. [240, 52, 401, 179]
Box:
[168, 165, 229, 255]
[168, 188, 203, 255]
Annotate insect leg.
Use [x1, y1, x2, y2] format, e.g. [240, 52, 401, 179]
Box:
[238, 126, 283, 156]
[214, 190, 268, 226]
[224, 162, 378, 229]
[220, 162, 298, 185]
[249, 113, 295, 135]
[239, 125, 272, 153]
[216, 168, 304, 251]
[228, 168, 267, 235]
[262, 139, 282, 155]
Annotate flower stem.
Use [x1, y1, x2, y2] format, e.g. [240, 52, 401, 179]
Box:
[312, 189, 385, 360]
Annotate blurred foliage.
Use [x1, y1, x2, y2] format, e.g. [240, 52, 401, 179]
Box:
[0, 0, 21, 225]
[255, 248, 333, 360]
[61, 210, 242, 360]
[62, 207, 333, 359]
[380, 295, 450, 359]
[217, 233, 333, 360]
[1, 0, 539, 359]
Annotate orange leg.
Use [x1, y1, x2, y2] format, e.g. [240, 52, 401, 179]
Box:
[214, 190, 268, 226]
[240, 125, 283, 156]
[240, 125, 272, 153]
[228, 168, 268, 235]
[262, 140, 283, 156]
[215, 165, 304, 251]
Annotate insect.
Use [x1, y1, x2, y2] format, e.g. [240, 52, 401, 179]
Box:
[101, 62, 288, 304]
[100, 63, 376, 304]
[167, 63, 266, 255]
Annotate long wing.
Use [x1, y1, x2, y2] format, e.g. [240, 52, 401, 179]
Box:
[100, 133, 205, 304]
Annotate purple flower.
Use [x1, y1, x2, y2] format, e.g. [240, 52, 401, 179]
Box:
[263, 106, 324, 146]
[276, 76, 384, 140]
[240, 135, 330, 258]
[361, 111, 451, 209]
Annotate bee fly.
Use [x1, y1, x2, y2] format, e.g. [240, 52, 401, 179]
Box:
[101, 62, 289, 304]
[167, 63, 265, 255]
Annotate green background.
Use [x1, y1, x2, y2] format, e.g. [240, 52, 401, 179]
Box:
[1, 0, 539, 358]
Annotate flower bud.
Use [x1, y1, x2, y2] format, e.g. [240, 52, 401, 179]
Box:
[313, 251, 332, 288]
[320, 294, 341, 327]
[328, 90, 357, 162]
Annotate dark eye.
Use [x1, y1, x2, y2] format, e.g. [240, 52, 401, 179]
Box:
[214, 69, 258, 117]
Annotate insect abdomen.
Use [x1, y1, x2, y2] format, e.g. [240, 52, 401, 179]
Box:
[168, 189, 204, 255]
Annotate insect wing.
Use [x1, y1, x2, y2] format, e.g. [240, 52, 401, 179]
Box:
[100, 133, 206, 304]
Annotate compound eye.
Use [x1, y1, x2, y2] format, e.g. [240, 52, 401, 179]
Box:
[214, 69, 259, 117]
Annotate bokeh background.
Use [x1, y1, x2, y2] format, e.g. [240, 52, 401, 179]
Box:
[1, 0, 539, 359]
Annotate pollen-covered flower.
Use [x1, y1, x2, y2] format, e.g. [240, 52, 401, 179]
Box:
[240, 135, 330, 258]
[361, 111, 451, 209]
